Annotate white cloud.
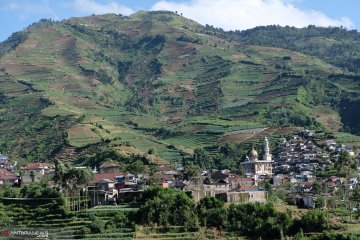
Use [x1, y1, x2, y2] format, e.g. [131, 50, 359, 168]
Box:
[1, 1, 59, 21]
[151, 0, 355, 30]
[73, 0, 135, 15]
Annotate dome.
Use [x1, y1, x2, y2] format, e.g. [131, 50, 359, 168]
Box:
[249, 148, 258, 160]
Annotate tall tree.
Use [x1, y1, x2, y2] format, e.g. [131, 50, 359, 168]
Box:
[53, 159, 94, 196]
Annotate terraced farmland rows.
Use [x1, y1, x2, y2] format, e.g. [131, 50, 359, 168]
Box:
[0, 203, 139, 240]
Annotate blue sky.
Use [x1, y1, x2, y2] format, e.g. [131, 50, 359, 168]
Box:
[0, 0, 359, 42]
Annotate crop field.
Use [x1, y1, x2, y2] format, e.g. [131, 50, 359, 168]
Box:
[162, 133, 220, 148]
[334, 132, 360, 146]
[112, 131, 181, 161]
[67, 125, 102, 147]
[1, 12, 360, 164]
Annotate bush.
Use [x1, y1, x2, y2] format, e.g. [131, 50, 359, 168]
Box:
[292, 209, 329, 233]
[140, 187, 198, 230]
[89, 217, 105, 234]
[227, 202, 293, 239]
[98, 69, 112, 84]
[197, 197, 227, 228]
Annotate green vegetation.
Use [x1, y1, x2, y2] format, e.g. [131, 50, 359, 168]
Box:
[140, 187, 198, 230]
[228, 25, 360, 74]
[1, 11, 360, 165]
[0, 184, 359, 239]
[76, 146, 153, 174]
[1, 11, 360, 239]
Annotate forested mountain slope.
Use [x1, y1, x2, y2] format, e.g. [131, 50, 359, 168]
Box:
[1, 11, 360, 163]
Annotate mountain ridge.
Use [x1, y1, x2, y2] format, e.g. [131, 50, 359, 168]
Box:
[1, 11, 360, 163]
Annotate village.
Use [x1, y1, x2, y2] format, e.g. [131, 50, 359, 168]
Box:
[0, 129, 359, 210]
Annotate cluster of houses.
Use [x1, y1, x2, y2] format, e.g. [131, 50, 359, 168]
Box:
[273, 130, 359, 179]
[86, 162, 267, 205]
[286, 175, 359, 208]
[0, 129, 359, 208]
[272, 130, 359, 208]
[0, 158, 54, 185]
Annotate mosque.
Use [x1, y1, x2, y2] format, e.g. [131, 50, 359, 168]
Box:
[241, 137, 273, 181]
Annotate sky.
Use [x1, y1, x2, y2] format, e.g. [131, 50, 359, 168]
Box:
[0, 0, 359, 42]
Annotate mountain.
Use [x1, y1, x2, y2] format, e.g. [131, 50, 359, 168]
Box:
[1, 11, 360, 163]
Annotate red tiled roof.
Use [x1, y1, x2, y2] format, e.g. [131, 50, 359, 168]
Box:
[22, 162, 48, 170]
[0, 169, 17, 181]
[228, 176, 253, 183]
[93, 172, 123, 184]
[160, 174, 173, 182]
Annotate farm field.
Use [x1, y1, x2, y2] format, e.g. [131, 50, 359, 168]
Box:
[1, 11, 360, 164]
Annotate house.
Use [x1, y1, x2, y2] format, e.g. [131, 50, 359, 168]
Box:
[228, 176, 254, 188]
[0, 169, 18, 185]
[273, 174, 289, 186]
[97, 179, 118, 204]
[324, 176, 341, 191]
[216, 188, 267, 204]
[303, 194, 315, 208]
[94, 172, 123, 184]
[0, 161, 15, 171]
[21, 162, 52, 183]
[301, 129, 315, 137]
[99, 162, 121, 173]
[89, 171, 147, 205]
[349, 177, 358, 186]
[0, 154, 8, 164]
[156, 165, 181, 184]
[203, 170, 230, 191]
[326, 140, 336, 146]
[88, 172, 123, 205]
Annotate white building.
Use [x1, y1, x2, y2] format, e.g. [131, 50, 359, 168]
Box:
[241, 137, 273, 181]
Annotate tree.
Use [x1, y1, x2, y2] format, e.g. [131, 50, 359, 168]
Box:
[259, 180, 272, 195]
[293, 209, 329, 233]
[335, 150, 357, 177]
[197, 197, 227, 229]
[351, 185, 360, 203]
[312, 181, 323, 195]
[53, 159, 94, 196]
[140, 187, 198, 230]
[293, 229, 308, 240]
[314, 196, 325, 209]
[30, 170, 35, 182]
[227, 202, 293, 239]
[54, 159, 66, 185]
[0, 183, 20, 198]
[20, 181, 61, 198]
[350, 185, 360, 220]
[183, 161, 201, 180]
[193, 148, 213, 169]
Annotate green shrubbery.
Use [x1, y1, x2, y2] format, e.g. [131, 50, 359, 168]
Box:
[264, 107, 321, 129]
[138, 188, 333, 239]
[76, 146, 152, 174]
[140, 187, 198, 230]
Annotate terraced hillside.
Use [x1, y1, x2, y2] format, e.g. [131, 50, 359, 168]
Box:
[1, 11, 360, 163]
